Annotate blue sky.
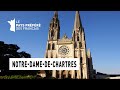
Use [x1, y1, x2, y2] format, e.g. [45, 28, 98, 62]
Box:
[0, 11, 120, 74]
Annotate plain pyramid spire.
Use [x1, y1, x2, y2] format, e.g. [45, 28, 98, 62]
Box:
[74, 11, 82, 30]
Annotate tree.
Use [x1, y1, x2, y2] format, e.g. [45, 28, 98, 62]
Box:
[0, 41, 37, 76]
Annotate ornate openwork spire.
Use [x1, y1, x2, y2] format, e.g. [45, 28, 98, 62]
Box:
[54, 11, 58, 18]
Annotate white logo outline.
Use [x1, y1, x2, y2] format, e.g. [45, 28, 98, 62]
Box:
[8, 18, 15, 32]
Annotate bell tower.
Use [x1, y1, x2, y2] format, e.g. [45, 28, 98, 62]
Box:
[72, 11, 89, 79]
[44, 11, 60, 77]
[45, 11, 60, 58]
[48, 11, 60, 40]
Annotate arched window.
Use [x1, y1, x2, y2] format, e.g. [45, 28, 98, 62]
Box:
[80, 57, 83, 78]
[56, 24, 57, 27]
[51, 31, 54, 37]
[77, 36, 79, 41]
[56, 71, 59, 78]
[74, 42, 77, 48]
[75, 51, 77, 58]
[52, 43, 55, 50]
[80, 57, 83, 64]
[48, 43, 51, 50]
[68, 71, 71, 78]
[75, 70, 77, 78]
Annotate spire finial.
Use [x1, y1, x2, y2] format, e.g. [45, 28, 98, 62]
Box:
[74, 11, 82, 30]
[54, 11, 58, 18]
[62, 33, 68, 39]
[87, 48, 91, 58]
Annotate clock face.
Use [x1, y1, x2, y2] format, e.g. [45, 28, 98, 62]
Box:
[58, 46, 70, 55]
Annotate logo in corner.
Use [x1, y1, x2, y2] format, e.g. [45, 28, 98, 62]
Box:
[8, 18, 41, 32]
[8, 18, 15, 32]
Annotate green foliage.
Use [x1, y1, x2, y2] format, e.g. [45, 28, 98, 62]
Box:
[0, 75, 36, 79]
[0, 75, 58, 79]
[0, 41, 38, 76]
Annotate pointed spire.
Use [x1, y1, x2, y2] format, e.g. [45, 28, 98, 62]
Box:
[74, 11, 82, 30]
[87, 48, 91, 58]
[54, 11, 58, 18]
[50, 11, 58, 23]
[49, 11, 60, 40]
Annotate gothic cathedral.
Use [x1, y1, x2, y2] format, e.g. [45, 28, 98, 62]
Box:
[40, 11, 94, 79]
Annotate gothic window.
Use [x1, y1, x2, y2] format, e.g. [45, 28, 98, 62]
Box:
[77, 36, 79, 41]
[80, 57, 83, 64]
[56, 24, 57, 27]
[75, 70, 77, 78]
[68, 71, 71, 78]
[62, 75, 66, 79]
[53, 23, 54, 27]
[75, 51, 77, 58]
[74, 42, 77, 48]
[80, 57, 83, 78]
[52, 43, 55, 50]
[51, 30, 54, 37]
[62, 70, 66, 79]
[79, 42, 82, 47]
[56, 71, 59, 78]
[48, 43, 51, 50]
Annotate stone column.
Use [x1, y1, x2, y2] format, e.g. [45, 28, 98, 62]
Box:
[65, 70, 68, 78]
[77, 70, 80, 79]
[59, 70, 62, 79]
[71, 70, 75, 79]
[52, 70, 56, 78]
[77, 61, 81, 79]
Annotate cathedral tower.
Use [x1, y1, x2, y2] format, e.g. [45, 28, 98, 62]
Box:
[72, 11, 89, 79]
[45, 11, 60, 58]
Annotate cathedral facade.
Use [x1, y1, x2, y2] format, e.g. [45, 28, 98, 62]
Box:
[40, 11, 94, 79]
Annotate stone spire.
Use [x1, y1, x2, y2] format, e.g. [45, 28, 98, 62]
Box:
[48, 11, 60, 40]
[54, 11, 58, 18]
[87, 48, 91, 58]
[74, 11, 82, 30]
[50, 11, 58, 23]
